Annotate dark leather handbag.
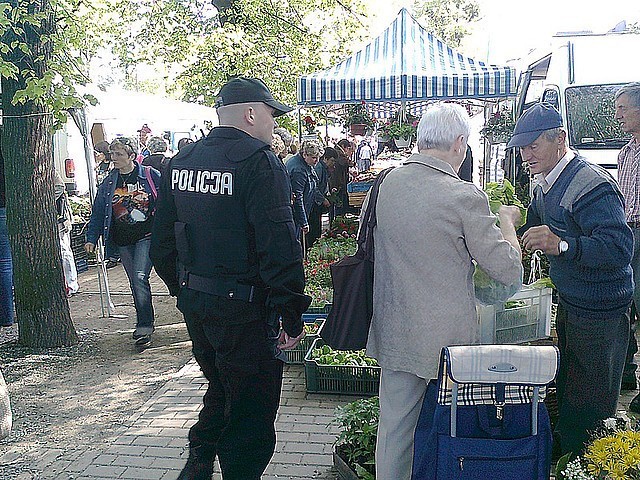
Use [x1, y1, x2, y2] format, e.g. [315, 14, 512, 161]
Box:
[320, 167, 394, 351]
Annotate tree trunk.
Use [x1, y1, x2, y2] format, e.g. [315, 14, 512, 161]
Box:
[1, 0, 78, 348]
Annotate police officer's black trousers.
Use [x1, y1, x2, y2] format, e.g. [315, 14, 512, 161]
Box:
[178, 289, 283, 480]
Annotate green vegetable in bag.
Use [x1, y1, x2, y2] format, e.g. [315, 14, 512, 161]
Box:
[484, 180, 527, 228]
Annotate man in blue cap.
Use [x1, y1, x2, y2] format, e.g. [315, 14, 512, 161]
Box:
[511, 103, 633, 457]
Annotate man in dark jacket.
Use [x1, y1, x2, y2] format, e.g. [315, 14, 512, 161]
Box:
[286, 139, 325, 244]
[150, 77, 310, 480]
[142, 136, 168, 172]
[513, 103, 633, 457]
[330, 139, 354, 215]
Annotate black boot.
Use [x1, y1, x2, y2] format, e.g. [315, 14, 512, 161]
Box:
[176, 446, 215, 480]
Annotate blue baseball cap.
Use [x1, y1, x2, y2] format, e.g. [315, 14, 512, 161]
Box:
[507, 103, 563, 148]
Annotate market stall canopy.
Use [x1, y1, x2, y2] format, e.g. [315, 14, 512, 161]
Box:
[297, 8, 517, 106]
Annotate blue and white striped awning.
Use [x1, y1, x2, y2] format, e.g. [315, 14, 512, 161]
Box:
[297, 8, 516, 105]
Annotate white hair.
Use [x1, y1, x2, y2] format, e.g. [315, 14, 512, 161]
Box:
[416, 102, 470, 151]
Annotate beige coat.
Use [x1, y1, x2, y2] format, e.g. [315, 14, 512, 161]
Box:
[366, 153, 522, 379]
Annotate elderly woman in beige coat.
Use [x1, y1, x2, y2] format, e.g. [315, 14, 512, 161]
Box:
[366, 102, 523, 479]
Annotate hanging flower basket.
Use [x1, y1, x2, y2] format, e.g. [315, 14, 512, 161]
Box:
[350, 124, 367, 136]
[303, 114, 317, 135]
[394, 136, 412, 149]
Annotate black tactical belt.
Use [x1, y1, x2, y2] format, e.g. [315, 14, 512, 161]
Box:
[180, 270, 266, 303]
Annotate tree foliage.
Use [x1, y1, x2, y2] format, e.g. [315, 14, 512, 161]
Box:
[411, 0, 479, 48]
[1, 0, 108, 127]
[109, 0, 368, 106]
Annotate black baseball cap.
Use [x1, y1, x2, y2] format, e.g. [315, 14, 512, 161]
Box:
[215, 77, 293, 117]
[507, 103, 564, 148]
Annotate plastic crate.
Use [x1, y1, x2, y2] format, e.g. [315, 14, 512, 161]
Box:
[477, 286, 553, 344]
[304, 338, 380, 396]
[75, 258, 88, 273]
[348, 192, 367, 208]
[306, 303, 332, 314]
[304, 304, 333, 322]
[347, 181, 374, 193]
[285, 317, 326, 364]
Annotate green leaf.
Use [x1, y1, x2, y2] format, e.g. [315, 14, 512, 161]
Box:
[554, 453, 573, 479]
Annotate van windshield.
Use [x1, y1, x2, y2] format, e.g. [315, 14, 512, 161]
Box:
[565, 84, 631, 149]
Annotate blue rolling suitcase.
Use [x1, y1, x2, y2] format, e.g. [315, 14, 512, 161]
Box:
[412, 345, 558, 480]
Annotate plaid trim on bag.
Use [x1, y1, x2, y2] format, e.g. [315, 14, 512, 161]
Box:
[437, 362, 547, 405]
[438, 345, 557, 405]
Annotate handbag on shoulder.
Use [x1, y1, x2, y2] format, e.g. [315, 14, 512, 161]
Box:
[320, 167, 394, 351]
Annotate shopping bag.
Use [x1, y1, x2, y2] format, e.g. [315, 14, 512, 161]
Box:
[412, 345, 558, 480]
[320, 167, 394, 351]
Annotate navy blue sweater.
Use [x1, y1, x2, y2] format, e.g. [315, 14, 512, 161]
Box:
[521, 155, 633, 319]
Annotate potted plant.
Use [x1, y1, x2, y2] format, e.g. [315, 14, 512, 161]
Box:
[334, 396, 379, 479]
[379, 121, 418, 148]
[480, 106, 515, 144]
[344, 103, 374, 136]
[303, 114, 317, 135]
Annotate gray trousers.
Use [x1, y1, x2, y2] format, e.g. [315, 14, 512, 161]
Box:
[555, 303, 629, 456]
[376, 368, 429, 480]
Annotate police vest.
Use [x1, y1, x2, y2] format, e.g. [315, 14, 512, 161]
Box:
[169, 130, 272, 278]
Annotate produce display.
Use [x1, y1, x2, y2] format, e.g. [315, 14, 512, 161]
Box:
[304, 320, 324, 335]
[335, 396, 379, 479]
[311, 344, 378, 367]
[305, 222, 358, 307]
[351, 171, 378, 183]
[68, 195, 92, 224]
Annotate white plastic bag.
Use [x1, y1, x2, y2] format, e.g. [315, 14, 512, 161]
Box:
[473, 264, 522, 306]
[0, 368, 12, 440]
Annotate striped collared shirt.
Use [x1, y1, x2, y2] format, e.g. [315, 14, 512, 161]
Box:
[617, 138, 640, 222]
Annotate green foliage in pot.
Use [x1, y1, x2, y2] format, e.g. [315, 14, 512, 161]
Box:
[311, 344, 378, 367]
[379, 121, 417, 140]
[480, 106, 515, 143]
[335, 397, 379, 479]
[344, 103, 374, 128]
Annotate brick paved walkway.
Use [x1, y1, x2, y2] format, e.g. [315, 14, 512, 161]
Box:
[1, 264, 354, 480]
[29, 361, 351, 480]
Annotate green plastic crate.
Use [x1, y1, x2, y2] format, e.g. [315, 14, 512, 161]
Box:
[304, 338, 380, 396]
[285, 318, 325, 364]
[305, 303, 333, 315]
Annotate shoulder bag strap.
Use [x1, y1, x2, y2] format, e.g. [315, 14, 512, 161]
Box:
[144, 166, 158, 200]
[358, 167, 395, 259]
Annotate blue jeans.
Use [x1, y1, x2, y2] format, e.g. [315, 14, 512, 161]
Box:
[623, 227, 640, 382]
[118, 237, 154, 329]
[0, 208, 14, 326]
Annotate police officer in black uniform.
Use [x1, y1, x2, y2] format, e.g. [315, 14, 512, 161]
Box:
[150, 77, 311, 480]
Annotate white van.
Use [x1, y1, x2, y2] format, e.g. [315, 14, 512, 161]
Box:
[516, 31, 640, 179]
[53, 116, 87, 195]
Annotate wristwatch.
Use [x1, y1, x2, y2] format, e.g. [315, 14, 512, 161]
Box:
[558, 239, 569, 255]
